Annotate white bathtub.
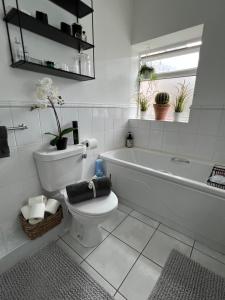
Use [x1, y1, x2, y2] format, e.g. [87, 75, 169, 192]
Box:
[101, 147, 225, 253]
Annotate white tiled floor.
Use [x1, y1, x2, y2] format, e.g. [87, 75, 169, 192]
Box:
[57, 203, 225, 300]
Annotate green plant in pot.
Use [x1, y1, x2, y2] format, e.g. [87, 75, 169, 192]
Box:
[154, 92, 170, 121]
[32, 77, 74, 150]
[173, 80, 191, 122]
[139, 65, 157, 81]
[137, 93, 150, 119]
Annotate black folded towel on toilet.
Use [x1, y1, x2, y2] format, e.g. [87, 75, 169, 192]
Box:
[66, 177, 112, 204]
[0, 126, 10, 158]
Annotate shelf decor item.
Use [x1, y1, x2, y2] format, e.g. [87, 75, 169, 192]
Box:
[36, 11, 48, 24]
[32, 77, 74, 150]
[154, 92, 170, 121]
[72, 22, 82, 39]
[137, 93, 150, 119]
[173, 80, 191, 122]
[2, 0, 95, 81]
[60, 22, 71, 35]
[139, 65, 156, 81]
[20, 206, 63, 240]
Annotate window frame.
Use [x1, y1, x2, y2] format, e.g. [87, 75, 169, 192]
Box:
[140, 45, 200, 80]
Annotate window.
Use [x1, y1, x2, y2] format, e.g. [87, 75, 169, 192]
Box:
[139, 41, 201, 122]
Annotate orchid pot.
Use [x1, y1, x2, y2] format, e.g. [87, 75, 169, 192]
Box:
[56, 137, 68, 150]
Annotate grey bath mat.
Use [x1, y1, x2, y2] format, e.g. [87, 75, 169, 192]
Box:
[0, 243, 113, 300]
[149, 249, 225, 300]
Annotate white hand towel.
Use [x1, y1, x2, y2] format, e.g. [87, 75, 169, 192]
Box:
[28, 195, 47, 206]
[29, 218, 42, 225]
[21, 205, 30, 220]
[29, 203, 45, 225]
[45, 199, 60, 215]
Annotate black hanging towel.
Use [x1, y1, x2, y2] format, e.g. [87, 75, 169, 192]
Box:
[0, 126, 10, 158]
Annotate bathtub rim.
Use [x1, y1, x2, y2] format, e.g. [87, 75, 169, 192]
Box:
[100, 147, 225, 199]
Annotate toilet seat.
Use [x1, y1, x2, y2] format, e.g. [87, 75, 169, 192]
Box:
[62, 190, 118, 217]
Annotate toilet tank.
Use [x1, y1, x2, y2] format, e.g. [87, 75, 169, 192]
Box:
[34, 145, 85, 192]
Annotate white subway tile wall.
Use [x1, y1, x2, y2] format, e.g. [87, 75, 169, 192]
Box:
[0, 106, 133, 232]
[1, 105, 225, 238]
[129, 109, 225, 163]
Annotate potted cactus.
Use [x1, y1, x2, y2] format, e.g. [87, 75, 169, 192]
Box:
[154, 92, 170, 121]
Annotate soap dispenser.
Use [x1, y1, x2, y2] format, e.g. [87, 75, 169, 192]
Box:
[126, 132, 134, 148]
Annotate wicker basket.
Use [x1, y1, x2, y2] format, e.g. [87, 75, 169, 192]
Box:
[20, 206, 63, 240]
[207, 165, 225, 190]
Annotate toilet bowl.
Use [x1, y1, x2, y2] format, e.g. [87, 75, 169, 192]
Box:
[34, 145, 118, 248]
[62, 189, 118, 247]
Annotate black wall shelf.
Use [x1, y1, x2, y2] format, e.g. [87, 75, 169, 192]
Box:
[49, 0, 93, 18]
[2, 0, 95, 81]
[4, 8, 94, 51]
[12, 60, 95, 81]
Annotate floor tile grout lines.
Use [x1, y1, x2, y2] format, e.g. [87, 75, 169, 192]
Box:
[84, 259, 118, 292]
[191, 244, 225, 266]
[60, 228, 111, 263]
[115, 225, 161, 297]
[156, 229, 195, 248]
[119, 208, 160, 232]
[126, 210, 195, 248]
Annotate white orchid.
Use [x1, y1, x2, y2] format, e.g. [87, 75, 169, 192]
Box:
[31, 78, 72, 150]
[39, 77, 53, 87]
[35, 77, 62, 104]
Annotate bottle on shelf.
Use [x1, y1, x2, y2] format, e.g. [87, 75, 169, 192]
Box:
[73, 54, 80, 74]
[24, 45, 30, 61]
[80, 52, 92, 76]
[13, 37, 22, 62]
[72, 121, 79, 145]
[82, 31, 87, 42]
[86, 54, 91, 76]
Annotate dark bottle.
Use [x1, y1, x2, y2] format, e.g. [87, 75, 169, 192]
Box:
[72, 121, 79, 145]
[126, 132, 134, 148]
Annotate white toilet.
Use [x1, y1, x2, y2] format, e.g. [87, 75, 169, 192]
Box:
[34, 145, 118, 247]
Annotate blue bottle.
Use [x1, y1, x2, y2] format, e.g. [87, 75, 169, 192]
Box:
[95, 158, 105, 177]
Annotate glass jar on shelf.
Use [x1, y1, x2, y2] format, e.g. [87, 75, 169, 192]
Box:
[13, 37, 22, 61]
[80, 52, 92, 76]
[73, 54, 80, 74]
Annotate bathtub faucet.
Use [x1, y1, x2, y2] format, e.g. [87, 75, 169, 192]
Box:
[171, 157, 190, 164]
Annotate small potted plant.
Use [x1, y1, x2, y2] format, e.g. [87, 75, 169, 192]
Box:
[32, 77, 74, 150]
[139, 65, 156, 81]
[173, 81, 191, 122]
[154, 92, 170, 121]
[137, 93, 150, 119]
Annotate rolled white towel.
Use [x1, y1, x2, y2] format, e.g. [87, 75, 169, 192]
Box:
[21, 205, 30, 220]
[45, 199, 60, 215]
[29, 203, 45, 225]
[29, 218, 42, 225]
[28, 195, 47, 206]
[210, 175, 225, 185]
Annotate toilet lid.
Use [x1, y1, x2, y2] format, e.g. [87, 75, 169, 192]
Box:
[63, 190, 118, 217]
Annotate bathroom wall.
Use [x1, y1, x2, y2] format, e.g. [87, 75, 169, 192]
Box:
[130, 0, 225, 163]
[0, 0, 134, 234]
